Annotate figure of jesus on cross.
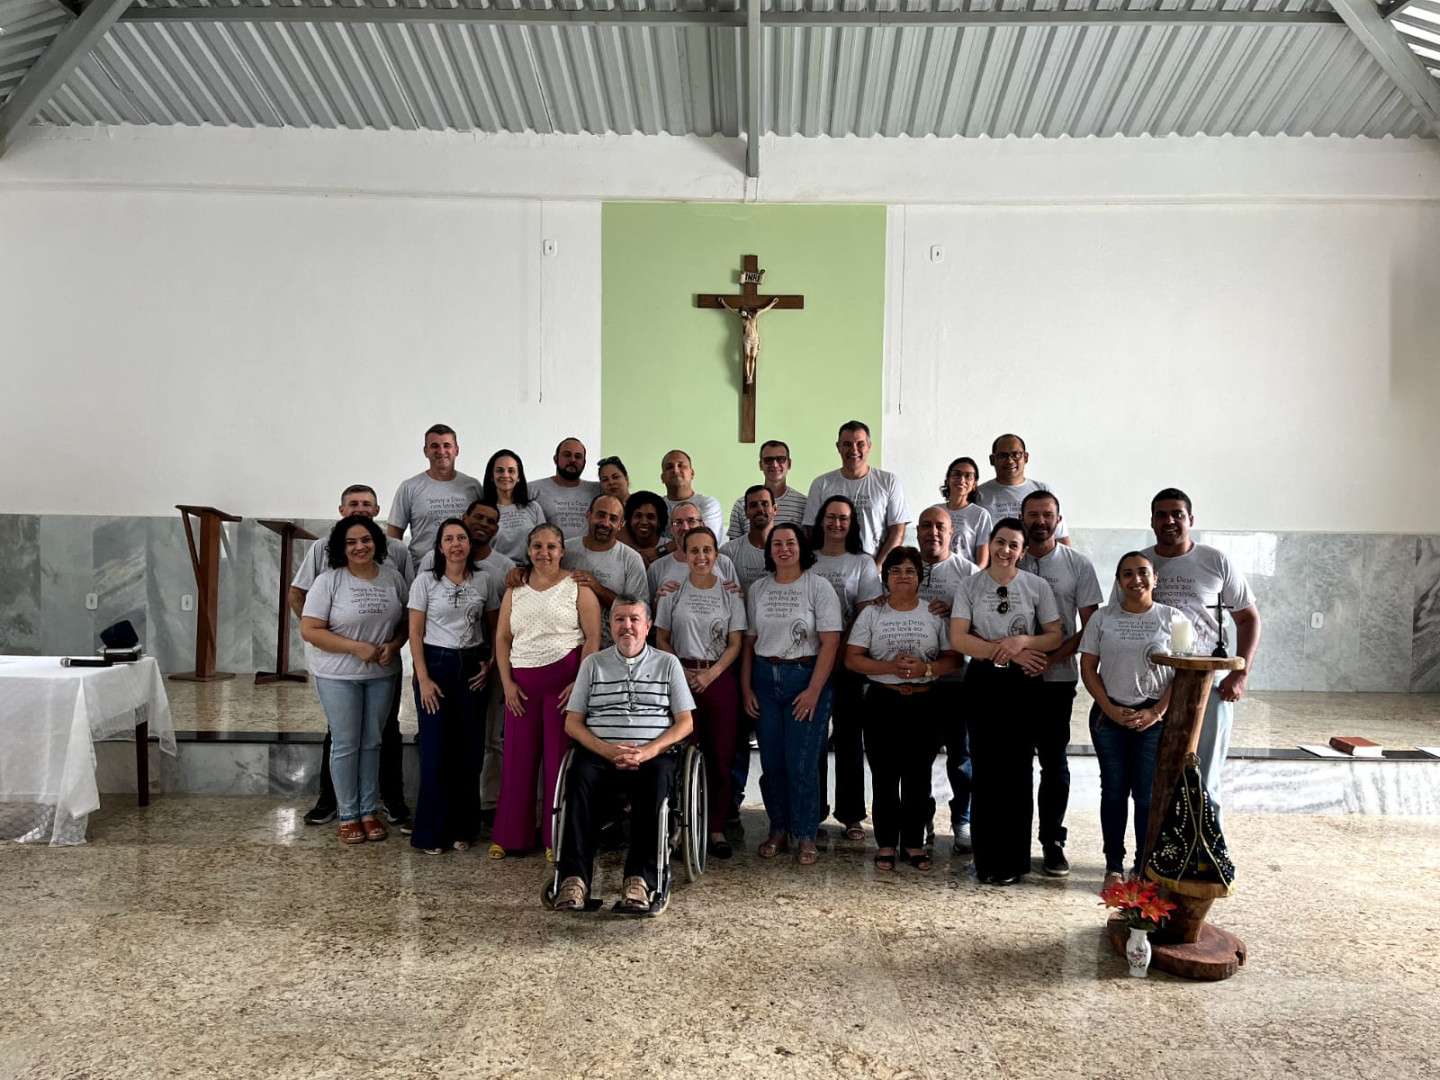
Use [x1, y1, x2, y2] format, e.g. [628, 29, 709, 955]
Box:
[697, 255, 804, 443]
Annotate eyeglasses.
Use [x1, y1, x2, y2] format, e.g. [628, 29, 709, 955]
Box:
[993, 451, 1025, 461]
[761, 456, 789, 465]
[996, 585, 1010, 615]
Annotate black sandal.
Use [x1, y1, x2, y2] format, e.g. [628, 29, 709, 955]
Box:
[873, 850, 897, 872]
[906, 850, 933, 872]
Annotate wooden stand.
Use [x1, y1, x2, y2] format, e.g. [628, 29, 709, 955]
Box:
[1106, 654, 1249, 980]
[169, 504, 242, 683]
[254, 519, 317, 685]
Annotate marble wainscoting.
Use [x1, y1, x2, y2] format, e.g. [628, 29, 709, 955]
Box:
[1069, 528, 1433, 693]
[0, 513, 332, 673]
[4, 513, 1440, 693]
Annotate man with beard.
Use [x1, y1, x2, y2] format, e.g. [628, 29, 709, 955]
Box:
[972, 433, 1071, 546]
[550, 597, 695, 915]
[726, 440, 808, 539]
[529, 437, 602, 537]
[1015, 491, 1102, 876]
[720, 485, 777, 594]
[1113, 488, 1261, 830]
[388, 424, 483, 574]
[562, 495, 649, 646]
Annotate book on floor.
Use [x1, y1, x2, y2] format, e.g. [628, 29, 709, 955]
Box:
[1328, 736, 1383, 758]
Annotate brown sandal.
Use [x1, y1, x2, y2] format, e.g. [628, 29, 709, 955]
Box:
[360, 816, 387, 842]
[554, 876, 588, 911]
[337, 820, 366, 845]
[796, 842, 819, 866]
[758, 833, 788, 859]
[619, 875, 650, 911]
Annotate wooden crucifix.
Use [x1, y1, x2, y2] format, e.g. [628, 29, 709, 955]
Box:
[696, 254, 804, 443]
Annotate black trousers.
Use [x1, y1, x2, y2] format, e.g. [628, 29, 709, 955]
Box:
[317, 672, 406, 813]
[557, 746, 679, 892]
[965, 660, 1041, 880]
[1032, 681, 1076, 846]
[937, 678, 970, 826]
[817, 668, 868, 825]
[862, 686, 942, 850]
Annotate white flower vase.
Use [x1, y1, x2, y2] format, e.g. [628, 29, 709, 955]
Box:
[1126, 927, 1153, 978]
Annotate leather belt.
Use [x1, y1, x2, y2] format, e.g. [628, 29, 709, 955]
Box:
[873, 682, 934, 695]
[758, 655, 815, 666]
[680, 658, 717, 670]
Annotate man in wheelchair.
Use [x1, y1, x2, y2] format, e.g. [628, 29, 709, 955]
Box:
[552, 595, 695, 914]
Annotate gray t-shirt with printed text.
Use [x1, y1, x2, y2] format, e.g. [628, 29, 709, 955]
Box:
[848, 603, 952, 686]
[971, 478, 1069, 540]
[302, 566, 408, 680]
[744, 571, 844, 659]
[390, 472, 484, 572]
[1019, 543, 1104, 683]
[655, 579, 748, 662]
[1079, 602, 1184, 706]
[528, 478, 602, 539]
[803, 468, 911, 557]
[952, 569, 1060, 643]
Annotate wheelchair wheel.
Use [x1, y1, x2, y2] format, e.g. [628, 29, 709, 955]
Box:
[543, 748, 578, 907]
[681, 744, 708, 882]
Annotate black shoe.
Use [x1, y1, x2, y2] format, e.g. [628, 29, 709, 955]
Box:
[384, 802, 412, 827]
[952, 823, 973, 855]
[995, 873, 1025, 886]
[303, 803, 337, 826]
[708, 838, 733, 860]
[1042, 843, 1070, 877]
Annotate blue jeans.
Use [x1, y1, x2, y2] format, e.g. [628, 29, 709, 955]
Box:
[1090, 701, 1162, 875]
[1196, 687, 1234, 830]
[315, 675, 395, 821]
[752, 657, 834, 842]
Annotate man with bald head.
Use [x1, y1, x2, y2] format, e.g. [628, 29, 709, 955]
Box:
[914, 506, 979, 853]
[660, 449, 725, 538]
[529, 436, 602, 537]
[561, 495, 649, 647]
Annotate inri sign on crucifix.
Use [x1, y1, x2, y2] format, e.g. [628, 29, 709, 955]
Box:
[697, 255, 804, 443]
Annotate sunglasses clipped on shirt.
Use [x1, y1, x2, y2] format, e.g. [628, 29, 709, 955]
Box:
[996, 585, 1010, 615]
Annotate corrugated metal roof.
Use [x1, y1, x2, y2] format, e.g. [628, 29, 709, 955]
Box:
[3, 0, 1434, 137]
[0, 0, 73, 105]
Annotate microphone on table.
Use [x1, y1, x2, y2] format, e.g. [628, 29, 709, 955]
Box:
[61, 657, 112, 668]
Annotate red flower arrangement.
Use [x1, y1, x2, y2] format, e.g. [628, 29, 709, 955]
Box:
[1100, 878, 1177, 933]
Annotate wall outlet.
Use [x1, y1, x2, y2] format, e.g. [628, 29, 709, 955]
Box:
[929, 244, 944, 264]
[1311, 611, 1324, 629]
[181, 594, 194, 612]
[542, 239, 558, 257]
[84, 593, 98, 610]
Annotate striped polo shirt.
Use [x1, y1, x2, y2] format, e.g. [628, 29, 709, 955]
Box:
[565, 645, 697, 746]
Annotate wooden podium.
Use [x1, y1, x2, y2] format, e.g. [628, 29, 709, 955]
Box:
[254, 519, 317, 685]
[170, 505, 242, 683]
[1107, 654, 1248, 980]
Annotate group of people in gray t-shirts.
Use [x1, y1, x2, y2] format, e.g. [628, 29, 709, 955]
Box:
[295, 419, 1261, 897]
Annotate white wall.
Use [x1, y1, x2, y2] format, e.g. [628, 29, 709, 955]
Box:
[0, 191, 601, 517]
[5, 127, 1440, 530]
[883, 201, 1440, 532]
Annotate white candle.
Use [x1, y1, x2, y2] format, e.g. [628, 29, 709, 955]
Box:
[1170, 613, 1195, 656]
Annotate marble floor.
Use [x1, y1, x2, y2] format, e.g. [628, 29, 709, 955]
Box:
[2, 796, 1436, 1079]
[168, 678, 1440, 751]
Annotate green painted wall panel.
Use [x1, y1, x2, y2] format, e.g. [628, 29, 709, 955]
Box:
[601, 203, 887, 522]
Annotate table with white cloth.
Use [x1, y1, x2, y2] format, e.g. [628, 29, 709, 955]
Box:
[0, 656, 176, 845]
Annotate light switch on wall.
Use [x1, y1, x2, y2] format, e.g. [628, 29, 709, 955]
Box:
[84, 593, 98, 610]
[1311, 612, 1324, 629]
[181, 595, 194, 612]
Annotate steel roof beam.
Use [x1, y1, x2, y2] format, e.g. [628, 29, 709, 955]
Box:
[116, 6, 1345, 28]
[1328, 0, 1440, 138]
[0, 0, 132, 156]
[746, 0, 760, 180]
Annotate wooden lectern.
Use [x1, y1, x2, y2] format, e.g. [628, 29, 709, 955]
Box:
[1107, 654, 1248, 980]
[170, 505, 242, 683]
[254, 519, 317, 685]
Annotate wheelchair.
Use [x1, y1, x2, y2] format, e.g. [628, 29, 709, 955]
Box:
[542, 742, 707, 916]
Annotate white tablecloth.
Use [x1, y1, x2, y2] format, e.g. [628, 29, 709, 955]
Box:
[0, 656, 176, 845]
